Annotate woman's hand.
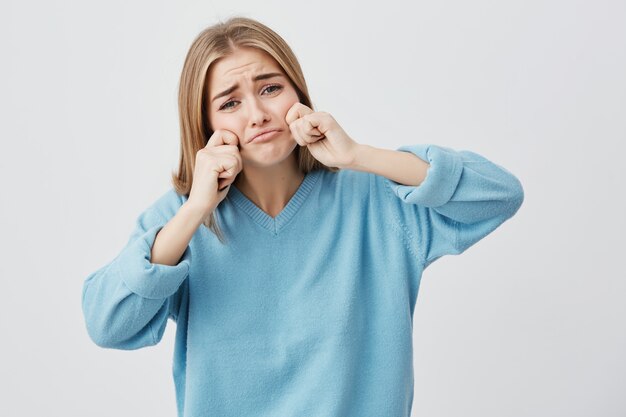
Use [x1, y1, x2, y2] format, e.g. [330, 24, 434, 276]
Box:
[285, 103, 359, 169]
[187, 129, 243, 216]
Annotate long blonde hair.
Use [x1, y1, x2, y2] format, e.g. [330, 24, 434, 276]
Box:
[171, 16, 338, 243]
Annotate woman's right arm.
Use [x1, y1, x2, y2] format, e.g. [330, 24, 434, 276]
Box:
[82, 129, 243, 350]
[151, 202, 206, 266]
[81, 201, 205, 350]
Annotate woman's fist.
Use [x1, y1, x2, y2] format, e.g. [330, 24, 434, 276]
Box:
[285, 102, 359, 169]
[187, 129, 243, 216]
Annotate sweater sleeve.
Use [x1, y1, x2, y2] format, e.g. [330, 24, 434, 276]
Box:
[380, 144, 524, 269]
[81, 203, 192, 350]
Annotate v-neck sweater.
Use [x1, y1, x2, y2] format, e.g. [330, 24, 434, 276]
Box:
[227, 172, 319, 235]
[82, 144, 524, 417]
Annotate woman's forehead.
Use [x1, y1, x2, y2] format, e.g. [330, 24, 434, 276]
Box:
[207, 49, 286, 100]
[211, 49, 281, 82]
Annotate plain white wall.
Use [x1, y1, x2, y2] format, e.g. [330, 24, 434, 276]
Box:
[1, 0, 624, 416]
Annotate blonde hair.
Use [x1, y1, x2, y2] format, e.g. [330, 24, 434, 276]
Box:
[171, 16, 338, 243]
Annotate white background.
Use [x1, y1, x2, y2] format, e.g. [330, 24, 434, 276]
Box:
[1, 0, 625, 416]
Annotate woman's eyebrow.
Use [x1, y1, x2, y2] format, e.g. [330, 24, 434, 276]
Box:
[211, 72, 284, 102]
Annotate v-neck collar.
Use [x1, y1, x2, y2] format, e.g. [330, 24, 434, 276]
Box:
[227, 169, 322, 235]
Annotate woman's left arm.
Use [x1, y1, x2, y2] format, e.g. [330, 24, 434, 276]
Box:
[349, 143, 525, 266]
[285, 104, 524, 267]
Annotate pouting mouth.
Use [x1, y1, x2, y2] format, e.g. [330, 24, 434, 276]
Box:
[248, 129, 282, 143]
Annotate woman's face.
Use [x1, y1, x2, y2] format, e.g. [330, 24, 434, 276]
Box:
[206, 47, 301, 168]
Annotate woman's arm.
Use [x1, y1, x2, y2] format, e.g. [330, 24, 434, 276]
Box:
[81, 202, 192, 349]
[349, 144, 431, 187]
[355, 143, 524, 267]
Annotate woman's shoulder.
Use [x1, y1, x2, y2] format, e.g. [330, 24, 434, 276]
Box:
[318, 166, 373, 186]
[317, 167, 392, 203]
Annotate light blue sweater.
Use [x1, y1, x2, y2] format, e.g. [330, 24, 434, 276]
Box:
[82, 144, 524, 417]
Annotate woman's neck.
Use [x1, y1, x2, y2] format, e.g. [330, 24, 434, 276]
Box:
[233, 154, 305, 218]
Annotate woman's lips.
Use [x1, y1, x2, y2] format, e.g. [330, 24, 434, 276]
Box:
[250, 129, 281, 143]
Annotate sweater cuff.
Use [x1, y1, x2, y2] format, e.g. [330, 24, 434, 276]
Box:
[388, 144, 464, 207]
[116, 224, 192, 300]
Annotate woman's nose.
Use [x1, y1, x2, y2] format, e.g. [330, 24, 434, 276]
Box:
[248, 97, 270, 126]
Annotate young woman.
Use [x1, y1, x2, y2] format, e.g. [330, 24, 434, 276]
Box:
[82, 16, 524, 417]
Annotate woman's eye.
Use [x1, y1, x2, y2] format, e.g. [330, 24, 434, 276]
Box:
[219, 85, 283, 111]
[221, 101, 237, 110]
[263, 84, 282, 94]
